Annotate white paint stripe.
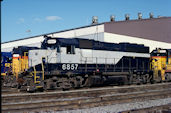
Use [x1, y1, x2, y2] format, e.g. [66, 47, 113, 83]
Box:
[104, 32, 171, 52]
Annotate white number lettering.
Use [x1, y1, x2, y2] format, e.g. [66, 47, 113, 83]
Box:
[67, 64, 70, 70]
[62, 64, 66, 70]
[75, 64, 78, 70]
[71, 64, 75, 70]
[62, 64, 78, 70]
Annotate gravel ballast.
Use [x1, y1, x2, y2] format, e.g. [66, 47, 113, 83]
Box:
[39, 98, 171, 113]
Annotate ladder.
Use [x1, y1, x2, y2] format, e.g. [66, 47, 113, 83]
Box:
[33, 62, 44, 88]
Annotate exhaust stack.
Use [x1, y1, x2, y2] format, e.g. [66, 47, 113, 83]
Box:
[92, 16, 98, 24]
[138, 13, 142, 20]
[125, 14, 130, 20]
[110, 15, 115, 22]
[149, 12, 154, 19]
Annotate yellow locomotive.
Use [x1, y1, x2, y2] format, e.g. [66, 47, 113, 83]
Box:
[150, 48, 171, 82]
[2, 47, 38, 87]
[12, 52, 29, 80]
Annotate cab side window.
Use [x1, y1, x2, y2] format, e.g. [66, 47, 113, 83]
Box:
[7, 57, 12, 62]
[66, 45, 75, 54]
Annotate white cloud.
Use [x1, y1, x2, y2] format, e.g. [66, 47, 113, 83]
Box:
[19, 18, 25, 22]
[46, 16, 62, 21]
[17, 18, 25, 24]
[34, 18, 42, 22]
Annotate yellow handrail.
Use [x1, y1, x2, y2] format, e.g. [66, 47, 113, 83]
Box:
[41, 62, 44, 80]
[41, 57, 45, 80]
[24, 52, 28, 70]
[33, 66, 36, 83]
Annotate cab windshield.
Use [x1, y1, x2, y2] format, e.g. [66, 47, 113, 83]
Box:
[151, 51, 167, 57]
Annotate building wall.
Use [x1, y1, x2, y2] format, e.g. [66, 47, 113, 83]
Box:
[48, 24, 104, 38]
[104, 32, 171, 52]
[77, 33, 104, 42]
[1, 36, 44, 52]
[1, 24, 104, 52]
[1, 42, 42, 52]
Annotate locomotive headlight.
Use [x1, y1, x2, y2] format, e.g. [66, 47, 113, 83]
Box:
[47, 39, 56, 44]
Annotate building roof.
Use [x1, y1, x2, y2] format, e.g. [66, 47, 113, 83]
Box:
[104, 17, 171, 43]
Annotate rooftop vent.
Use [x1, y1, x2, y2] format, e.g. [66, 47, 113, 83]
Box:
[92, 16, 98, 24]
[149, 12, 154, 19]
[125, 14, 130, 20]
[110, 15, 115, 22]
[138, 13, 142, 20]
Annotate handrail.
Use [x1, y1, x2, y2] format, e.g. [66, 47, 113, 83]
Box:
[33, 66, 36, 83]
[41, 58, 44, 81]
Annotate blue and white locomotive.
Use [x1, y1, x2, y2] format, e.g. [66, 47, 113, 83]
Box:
[19, 35, 151, 91]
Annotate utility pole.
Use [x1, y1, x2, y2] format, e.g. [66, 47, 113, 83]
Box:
[0, 0, 2, 46]
[0, 0, 2, 108]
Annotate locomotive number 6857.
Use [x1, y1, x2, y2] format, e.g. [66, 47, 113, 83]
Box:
[62, 64, 78, 70]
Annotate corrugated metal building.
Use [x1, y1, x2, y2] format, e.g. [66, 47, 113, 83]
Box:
[1, 17, 171, 52]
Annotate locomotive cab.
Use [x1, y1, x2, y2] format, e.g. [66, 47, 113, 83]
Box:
[150, 48, 171, 82]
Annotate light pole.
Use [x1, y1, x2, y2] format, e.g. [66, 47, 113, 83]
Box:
[0, 0, 2, 45]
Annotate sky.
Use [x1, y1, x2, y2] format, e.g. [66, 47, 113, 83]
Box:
[2, 0, 171, 43]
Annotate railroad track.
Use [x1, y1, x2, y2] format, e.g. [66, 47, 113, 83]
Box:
[2, 87, 21, 94]
[2, 83, 171, 113]
[122, 104, 171, 113]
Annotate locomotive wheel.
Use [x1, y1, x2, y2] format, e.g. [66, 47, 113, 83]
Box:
[44, 79, 56, 90]
[84, 76, 97, 87]
[158, 71, 162, 83]
[81, 76, 90, 87]
[26, 78, 36, 92]
[127, 74, 133, 85]
[142, 75, 148, 84]
[149, 72, 155, 84]
[136, 75, 141, 85]
[57, 77, 72, 90]
[72, 76, 84, 88]
[3, 75, 17, 87]
[165, 73, 171, 82]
